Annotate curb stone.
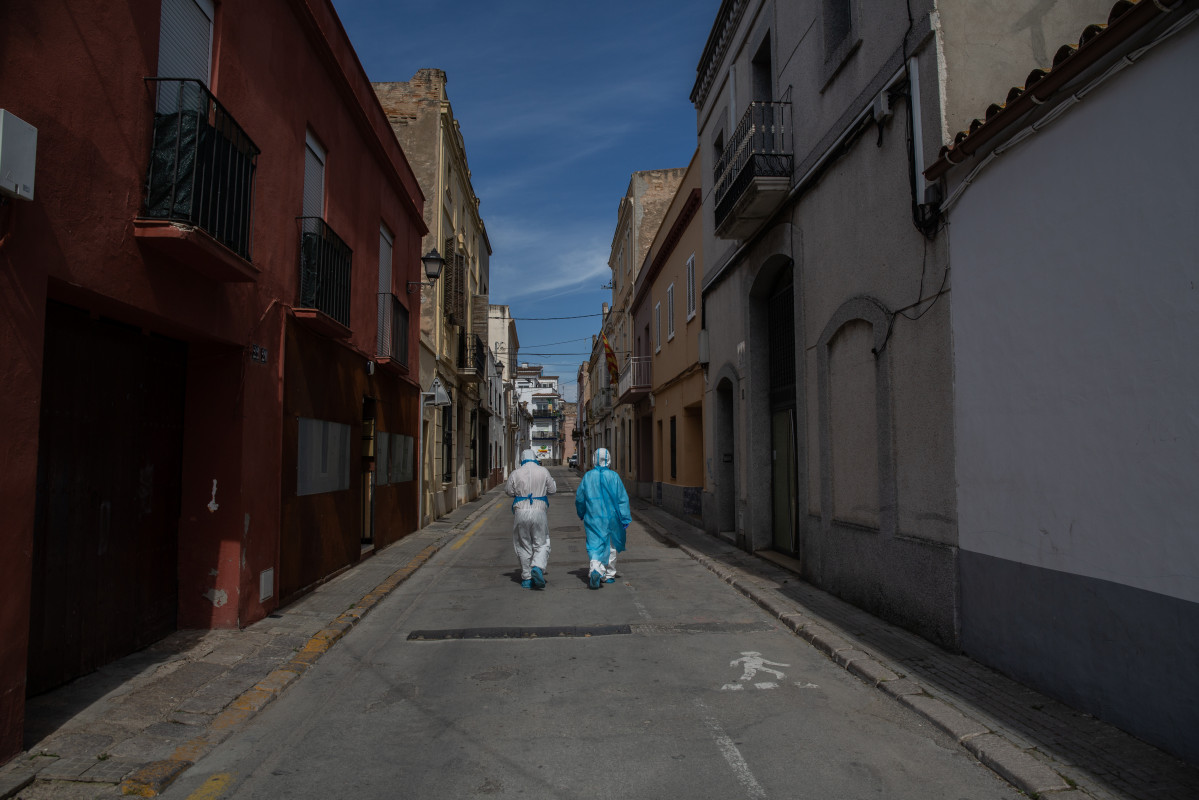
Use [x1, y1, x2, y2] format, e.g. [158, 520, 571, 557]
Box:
[630, 504, 1092, 799]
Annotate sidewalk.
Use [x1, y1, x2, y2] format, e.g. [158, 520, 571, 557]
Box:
[0, 490, 505, 800]
[630, 498, 1199, 800]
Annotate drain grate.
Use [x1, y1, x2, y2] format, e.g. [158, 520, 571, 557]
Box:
[630, 620, 775, 636]
[408, 624, 632, 641]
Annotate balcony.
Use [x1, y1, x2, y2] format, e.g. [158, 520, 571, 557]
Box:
[296, 217, 352, 338]
[136, 78, 260, 281]
[713, 101, 793, 240]
[457, 330, 485, 383]
[617, 355, 651, 404]
[375, 292, 409, 372]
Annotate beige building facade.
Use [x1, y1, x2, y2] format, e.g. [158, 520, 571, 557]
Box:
[626, 150, 705, 521]
[597, 168, 686, 487]
[375, 69, 493, 523]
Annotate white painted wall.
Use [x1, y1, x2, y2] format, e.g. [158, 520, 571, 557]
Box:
[950, 23, 1199, 603]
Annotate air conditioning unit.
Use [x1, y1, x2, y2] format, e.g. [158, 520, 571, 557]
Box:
[0, 110, 37, 201]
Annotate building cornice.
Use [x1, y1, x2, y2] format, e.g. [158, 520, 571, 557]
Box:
[691, 0, 749, 109]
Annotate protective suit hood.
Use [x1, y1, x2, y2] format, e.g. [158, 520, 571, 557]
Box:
[520, 449, 538, 465]
[594, 448, 611, 469]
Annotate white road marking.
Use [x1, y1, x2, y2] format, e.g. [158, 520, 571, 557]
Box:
[720, 683, 744, 691]
[753, 682, 778, 690]
[694, 698, 768, 800]
[730, 651, 789, 682]
[795, 682, 819, 689]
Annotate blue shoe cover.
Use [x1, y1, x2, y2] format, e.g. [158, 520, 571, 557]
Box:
[589, 570, 602, 589]
[521, 579, 532, 589]
[531, 566, 546, 589]
[604, 577, 615, 583]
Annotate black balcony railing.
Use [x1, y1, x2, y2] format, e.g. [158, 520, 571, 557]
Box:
[298, 218, 352, 328]
[713, 101, 793, 230]
[144, 78, 259, 261]
[376, 292, 409, 367]
[457, 330, 485, 374]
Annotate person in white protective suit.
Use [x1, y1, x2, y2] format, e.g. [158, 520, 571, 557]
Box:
[505, 449, 557, 589]
[574, 447, 631, 589]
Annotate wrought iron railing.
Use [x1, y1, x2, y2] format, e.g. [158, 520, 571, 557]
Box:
[298, 218, 352, 328]
[143, 78, 260, 261]
[713, 101, 793, 230]
[376, 292, 409, 367]
[457, 330, 486, 374]
[618, 355, 652, 397]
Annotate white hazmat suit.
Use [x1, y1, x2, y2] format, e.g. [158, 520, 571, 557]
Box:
[505, 450, 557, 589]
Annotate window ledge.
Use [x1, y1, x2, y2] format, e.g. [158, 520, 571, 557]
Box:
[820, 36, 862, 93]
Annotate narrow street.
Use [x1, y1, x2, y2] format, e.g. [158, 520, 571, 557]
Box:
[161, 467, 1017, 800]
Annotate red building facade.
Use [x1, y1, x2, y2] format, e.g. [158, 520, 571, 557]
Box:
[0, 0, 426, 762]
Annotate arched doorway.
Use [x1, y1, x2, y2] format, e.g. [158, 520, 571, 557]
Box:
[766, 272, 798, 553]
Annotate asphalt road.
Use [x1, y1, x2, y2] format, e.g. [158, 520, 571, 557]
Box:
[162, 467, 1019, 799]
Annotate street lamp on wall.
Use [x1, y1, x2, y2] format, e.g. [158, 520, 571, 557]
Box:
[408, 248, 445, 293]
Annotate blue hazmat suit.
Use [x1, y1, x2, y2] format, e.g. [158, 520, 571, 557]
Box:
[575, 448, 631, 582]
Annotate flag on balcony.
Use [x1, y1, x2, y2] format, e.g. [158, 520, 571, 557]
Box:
[602, 332, 618, 387]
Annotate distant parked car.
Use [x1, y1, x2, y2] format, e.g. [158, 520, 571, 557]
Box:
[568, 454, 578, 468]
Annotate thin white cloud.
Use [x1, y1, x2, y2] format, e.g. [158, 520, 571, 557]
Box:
[488, 216, 611, 302]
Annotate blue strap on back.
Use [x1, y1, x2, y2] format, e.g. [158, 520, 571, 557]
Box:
[511, 494, 549, 512]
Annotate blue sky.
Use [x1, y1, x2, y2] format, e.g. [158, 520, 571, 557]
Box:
[330, 1, 719, 400]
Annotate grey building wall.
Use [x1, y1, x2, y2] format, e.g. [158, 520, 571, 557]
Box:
[946, 17, 1199, 763]
[696, 0, 959, 647]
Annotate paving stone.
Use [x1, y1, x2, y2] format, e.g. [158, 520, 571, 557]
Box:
[0, 768, 35, 798]
[30, 733, 114, 760]
[76, 759, 138, 784]
[106, 734, 179, 764]
[36, 757, 97, 780]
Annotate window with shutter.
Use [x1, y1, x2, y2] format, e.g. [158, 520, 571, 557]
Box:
[303, 132, 325, 233]
[667, 284, 675, 340]
[156, 0, 214, 113]
[377, 225, 394, 357]
[686, 255, 696, 319]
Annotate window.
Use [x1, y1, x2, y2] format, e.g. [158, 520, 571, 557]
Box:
[825, 0, 852, 53]
[441, 403, 453, 483]
[378, 226, 393, 294]
[667, 284, 675, 341]
[391, 434, 414, 483]
[686, 255, 696, 320]
[303, 131, 325, 233]
[654, 302, 662, 353]
[377, 225, 394, 357]
[297, 418, 351, 496]
[822, 0, 859, 83]
[376, 432, 414, 485]
[156, 0, 213, 112]
[752, 34, 773, 102]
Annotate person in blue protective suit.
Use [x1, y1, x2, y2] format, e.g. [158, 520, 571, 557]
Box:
[574, 447, 631, 589]
[505, 449, 557, 589]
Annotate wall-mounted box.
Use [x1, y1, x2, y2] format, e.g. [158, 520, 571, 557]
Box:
[0, 110, 37, 201]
